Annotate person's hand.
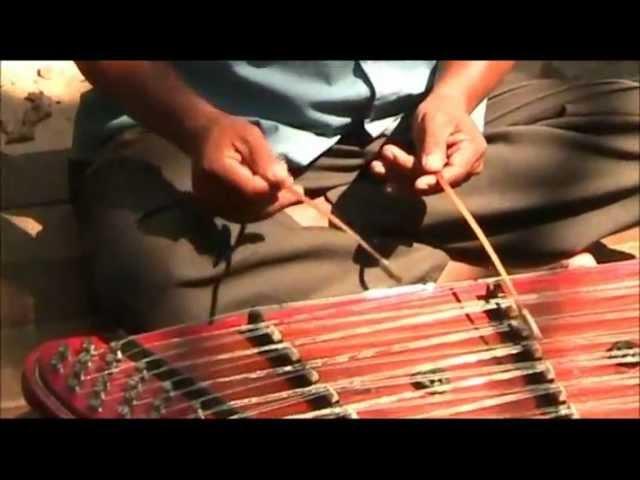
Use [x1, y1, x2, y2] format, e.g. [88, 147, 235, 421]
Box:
[370, 91, 487, 195]
[190, 113, 303, 222]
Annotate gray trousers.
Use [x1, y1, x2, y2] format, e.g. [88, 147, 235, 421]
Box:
[76, 79, 640, 333]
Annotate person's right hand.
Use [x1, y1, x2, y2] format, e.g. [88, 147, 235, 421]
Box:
[190, 113, 304, 222]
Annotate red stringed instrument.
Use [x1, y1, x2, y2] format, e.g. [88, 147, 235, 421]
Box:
[22, 260, 639, 419]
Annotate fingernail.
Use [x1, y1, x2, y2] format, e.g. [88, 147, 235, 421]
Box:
[423, 154, 445, 172]
[272, 161, 289, 182]
[370, 161, 386, 175]
[415, 176, 437, 190]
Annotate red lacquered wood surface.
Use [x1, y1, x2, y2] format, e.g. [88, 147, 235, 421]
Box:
[22, 260, 640, 419]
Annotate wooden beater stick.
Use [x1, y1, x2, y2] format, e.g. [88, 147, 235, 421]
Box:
[435, 173, 542, 339]
[284, 184, 404, 283]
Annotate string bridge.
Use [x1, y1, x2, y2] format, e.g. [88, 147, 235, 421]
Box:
[485, 281, 578, 418]
[485, 281, 539, 340]
[243, 309, 341, 412]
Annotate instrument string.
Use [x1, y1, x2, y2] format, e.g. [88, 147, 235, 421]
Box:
[90, 317, 510, 392]
[167, 337, 638, 419]
[86, 297, 509, 382]
[210, 347, 640, 419]
[485, 397, 636, 419]
[284, 382, 563, 420]
[96, 310, 637, 405]
[473, 404, 577, 419]
[74, 262, 637, 416]
[376, 378, 639, 418]
[86, 277, 639, 362]
[99, 332, 638, 417]
[206, 363, 556, 419]
[86, 300, 638, 389]
[97, 322, 515, 403]
[87, 307, 638, 409]
[570, 395, 640, 416]
[285, 371, 638, 419]
[161, 337, 638, 415]
[160, 342, 533, 416]
[52, 256, 638, 418]
[94, 294, 640, 400]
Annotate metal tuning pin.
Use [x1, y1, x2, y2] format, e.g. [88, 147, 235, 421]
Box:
[77, 351, 93, 368]
[123, 390, 138, 407]
[58, 344, 71, 360]
[88, 391, 104, 412]
[104, 351, 123, 372]
[94, 375, 110, 393]
[126, 377, 143, 394]
[194, 404, 206, 419]
[82, 338, 97, 356]
[72, 361, 87, 382]
[107, 341, 124, 363]
[50, 357, 65, 373]
[67, 351, 91, 389]
[105, 353, 116, 366]
[91, 388, 106, 402]
[121, 379, 142, 409]
[117, 403, 132, 418]
[67, 375, 82, 392]
[135, 362, 150, 381]
[150, 397, 167, 418]
[162, 381, 175, 399]
[69, 344, 98, 389]
[92, 374, 109, 399]
[50, 344, 71, 373]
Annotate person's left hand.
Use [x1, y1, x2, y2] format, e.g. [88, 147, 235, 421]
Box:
[370, 91, 487, 195]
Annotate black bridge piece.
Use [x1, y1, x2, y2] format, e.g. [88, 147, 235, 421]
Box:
[607, 340, 640, 368]
[482, 281, 571, 412]
[245, 308, 338, 409]
[483, 281, 532, 343]
[114, 337, 240, 419]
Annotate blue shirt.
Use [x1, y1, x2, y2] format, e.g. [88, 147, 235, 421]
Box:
[73, 61, 486, 167]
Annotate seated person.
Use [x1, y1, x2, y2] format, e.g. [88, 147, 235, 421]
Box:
[71, 61, 640, 333]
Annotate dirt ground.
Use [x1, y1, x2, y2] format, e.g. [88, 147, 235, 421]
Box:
[1, 61, 638, 418]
